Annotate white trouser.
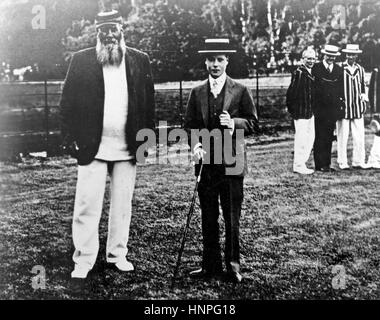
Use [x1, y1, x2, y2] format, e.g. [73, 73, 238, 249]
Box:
[367, 135, 380, 165]
[72, 160, 136, 268]
[336, 118, 365, 167]
[293, 116, 315, 169]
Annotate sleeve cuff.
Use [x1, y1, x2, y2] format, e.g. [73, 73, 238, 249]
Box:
[194, 142, 202, 151]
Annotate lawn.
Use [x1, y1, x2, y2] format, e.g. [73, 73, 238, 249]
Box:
[0, 130, 379, 300]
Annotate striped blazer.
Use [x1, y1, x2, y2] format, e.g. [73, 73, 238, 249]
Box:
[342, 61, 366, 119]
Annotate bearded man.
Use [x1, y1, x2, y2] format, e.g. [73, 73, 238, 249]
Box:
[60, 10, 155, 279]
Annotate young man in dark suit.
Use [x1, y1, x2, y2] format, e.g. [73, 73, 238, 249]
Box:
[60, 10, 155, 279]
[184, 39, 258, 283]
[312, 44, 345, 172]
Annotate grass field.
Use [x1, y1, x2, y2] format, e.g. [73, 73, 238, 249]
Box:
[0, 130, 379, 300]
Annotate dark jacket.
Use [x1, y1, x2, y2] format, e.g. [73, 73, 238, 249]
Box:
[369, 67, 380, 114]
[286, 65, 315, 119]
[312, 62, 345, 121]
[184, 76, 258, 177]
[60, 46, 155, 165]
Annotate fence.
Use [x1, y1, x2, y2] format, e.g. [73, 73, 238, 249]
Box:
[0, 76, 293, 160]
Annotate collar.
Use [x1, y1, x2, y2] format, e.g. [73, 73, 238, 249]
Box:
[209, 72, 227, 88]
[323, 60, 333, 71]
[344, 61, 358, 72]
[301, 64, 312, 74]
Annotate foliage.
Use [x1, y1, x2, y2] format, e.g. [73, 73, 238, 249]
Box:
[0, 0, 99, 79]
[59, 0, 380, 79]
[1, 0, 380, 80]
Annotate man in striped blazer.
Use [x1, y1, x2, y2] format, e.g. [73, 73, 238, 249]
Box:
[286, 47, 316, 175]
[336, 44, 369, 170]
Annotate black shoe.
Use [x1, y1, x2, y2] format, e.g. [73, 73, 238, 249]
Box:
[226, 271, 243, 283]
[352, 165, 371, 170]
[318, 167, 335, 172]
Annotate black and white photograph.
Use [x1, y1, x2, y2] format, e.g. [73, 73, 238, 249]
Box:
[0, 0, 379, 307]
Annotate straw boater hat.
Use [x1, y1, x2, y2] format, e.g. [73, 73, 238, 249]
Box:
[198, 38, 236, 55]
[95, 10, 123, 28]
[321, 44, 341, 56]
[342, 44, 362, 54]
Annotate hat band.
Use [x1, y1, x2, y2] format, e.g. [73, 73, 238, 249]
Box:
[198, 50, 236, 53]
[96, 21, 122, 28]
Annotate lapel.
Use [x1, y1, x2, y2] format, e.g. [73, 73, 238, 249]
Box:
[328, 63, 340, 79]
[222, 76, 235, 112]
[90, 48, 105, 108]
[199, 76, 235, 126]
[199, 80, 209, 126]
[124, 47, 136, 120]
[299, 65, 314, 81]
[343, 62, 360, 78]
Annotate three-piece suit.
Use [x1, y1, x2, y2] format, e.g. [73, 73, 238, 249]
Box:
[184, 76, 258, 275]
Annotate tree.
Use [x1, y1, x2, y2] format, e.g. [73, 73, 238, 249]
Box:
[2, 0, 380, 81]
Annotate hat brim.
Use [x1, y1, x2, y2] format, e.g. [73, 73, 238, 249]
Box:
[342, 49, 362, 54]
[96, 21, 122, 28]
[321, 49, 341, 56]
[198, 50, 236, 54]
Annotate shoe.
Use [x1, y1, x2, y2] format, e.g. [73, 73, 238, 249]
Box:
[338, 164, 350, 170]
[352, 164, 370, 169]
[367, 162, 380, 169]
[114, 259, 134, 272]
[226, 271, 243, 283]
[189, 268, 222, 279]
[71, 265, 91, 279]
[370, 119, 380, 133]
[317, 167, 335, 172]
[293, 167, 314, 175]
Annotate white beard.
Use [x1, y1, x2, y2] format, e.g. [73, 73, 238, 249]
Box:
[96, 34, 126, 66]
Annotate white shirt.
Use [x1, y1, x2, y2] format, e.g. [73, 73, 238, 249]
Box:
[208, 72, 234, 134]
[345, 61, 357, 75]
[305, 66, 312, 74]
[209, 72, 227, 98]
[323, 60, 333, 73]
[95, 57, 133, 161]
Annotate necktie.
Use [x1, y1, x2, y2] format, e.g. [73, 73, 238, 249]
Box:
[211, 80, 218, 98]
